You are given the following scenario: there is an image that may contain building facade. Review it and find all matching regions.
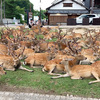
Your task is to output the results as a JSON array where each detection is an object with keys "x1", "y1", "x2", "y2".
[{"x1": 46, "y1": 0, "x2": 100, "y2": 25}]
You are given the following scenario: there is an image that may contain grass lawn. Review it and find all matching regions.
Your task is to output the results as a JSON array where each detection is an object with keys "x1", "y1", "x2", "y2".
[{"x1": 0, "y1": 65, "x2": 100, "y2": 98}]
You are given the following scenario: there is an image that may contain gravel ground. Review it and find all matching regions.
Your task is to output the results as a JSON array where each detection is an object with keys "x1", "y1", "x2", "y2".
[{"x1": 0, "y1": 91, "x2": 100, "y2": 100}]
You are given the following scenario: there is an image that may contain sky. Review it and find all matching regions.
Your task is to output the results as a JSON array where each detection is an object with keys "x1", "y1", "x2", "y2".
[{"x1": 30, "y1": 0, "x2": 54, "y2": 10}]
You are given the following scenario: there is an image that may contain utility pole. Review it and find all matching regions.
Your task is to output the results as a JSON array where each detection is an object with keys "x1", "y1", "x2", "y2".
[
  {"x1": 39, "y1": 0, "x2": 41, "y2": 22},
  {"x1": 30, "y1": 3, "x2": 31, "y2": 12},
  {"x1": 0, "y1": 0, "x2": 3, "y2": 25},
  {"x1": 4, "y1": 0, "x2": 5, "y2": 18},
  {"x1": 90, "y1": 0, "x2": 94, "y2": 14}
]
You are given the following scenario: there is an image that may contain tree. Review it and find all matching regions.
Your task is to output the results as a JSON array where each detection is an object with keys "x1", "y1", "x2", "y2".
[
  {"x1": 34, "y1": 10, "x2": 47, "y2": 19},
  {"x1": 15, "y1": 6, "x2": 25, "y2": 19},
  {"x1": 5, "y1": 0, "x2": 33, "y2": 18},
  {"x1": 5, "y1": 0, "x2": 16, "y2": 18}
]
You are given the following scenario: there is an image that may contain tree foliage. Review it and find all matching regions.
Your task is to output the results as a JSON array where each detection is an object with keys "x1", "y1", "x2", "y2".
[
  {"x1": 3, "y1": 0, "x2": 47, "y2": 22},
  {"x1": 4, "y1": 0, "x2": 33, "y2": 19},
  {"x1": 34, "y1": 10, "x2": 47, "y2": 19}
]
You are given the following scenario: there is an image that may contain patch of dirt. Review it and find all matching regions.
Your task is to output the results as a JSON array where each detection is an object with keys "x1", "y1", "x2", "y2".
[{"x1": 0, "y1": 83, "x2": 60, "y2": 95}]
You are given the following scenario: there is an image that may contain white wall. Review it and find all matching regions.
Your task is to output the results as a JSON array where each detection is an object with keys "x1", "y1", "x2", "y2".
[
  {"x1": 50, "y1": 0, "x2": 85, "y2": 10},
  {"x1": 3, "y1": 18, "x2": 20, "y2": 24}
]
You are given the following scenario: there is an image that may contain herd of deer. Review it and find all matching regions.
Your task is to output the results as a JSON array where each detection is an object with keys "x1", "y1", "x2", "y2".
[{"x1": 0, "y1": 25, "x2": 100, "y2": 84}]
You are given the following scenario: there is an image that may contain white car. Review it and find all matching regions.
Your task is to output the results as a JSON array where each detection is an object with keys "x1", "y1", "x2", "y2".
[{"x1": 76, "y1": 14, "x2": 100, "y2": 24}]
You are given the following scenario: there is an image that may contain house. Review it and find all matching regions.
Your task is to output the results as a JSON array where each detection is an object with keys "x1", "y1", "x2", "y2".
[{"x1": 46, "y1": 0, "x2": 89, "y2": 25}]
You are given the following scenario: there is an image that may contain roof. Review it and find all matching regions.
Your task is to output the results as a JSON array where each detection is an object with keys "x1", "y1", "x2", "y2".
[
  {"x1": 47, "y1": 9, "x2": 89, "y2": 14},
  {"x1": 46, "y1": 0, "x2": 89, "y2": 10}
]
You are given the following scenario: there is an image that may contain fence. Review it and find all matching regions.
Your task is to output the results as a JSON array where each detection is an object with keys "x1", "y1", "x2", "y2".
[
  {"x1": 67, "y1": 18, "x2": 100, "y2": 25},
  {"x1": 92, "y1": 18, "x2": 100, "y2": 25}
]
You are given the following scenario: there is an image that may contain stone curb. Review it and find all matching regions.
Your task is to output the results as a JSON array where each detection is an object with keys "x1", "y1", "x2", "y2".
[{"x1": 0, "y1": 91, "x2": 100, "y2": 100}]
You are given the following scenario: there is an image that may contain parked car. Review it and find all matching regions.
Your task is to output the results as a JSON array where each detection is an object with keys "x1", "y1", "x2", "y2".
[{"x1": 76, "y1": 14, "x2": 100, "y2": 24}]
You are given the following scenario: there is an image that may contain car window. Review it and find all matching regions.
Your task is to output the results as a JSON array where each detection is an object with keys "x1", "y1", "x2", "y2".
[
  {"x1": 79, "y1": 15, "x2": 88, "y2": 18},
  {"x1": 87, "y1": 15, "x2": 95, "y2": 18}
]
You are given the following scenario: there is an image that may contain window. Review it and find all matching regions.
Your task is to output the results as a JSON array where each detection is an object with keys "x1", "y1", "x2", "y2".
[
  {"x1": 63, "y1": 3, "x2": 73, "y2": 7},
  {"x1": 87, "y1": 15, "x2": 95, "y2": 18}
]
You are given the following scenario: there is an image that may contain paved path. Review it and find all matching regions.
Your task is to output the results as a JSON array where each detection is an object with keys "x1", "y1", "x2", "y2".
[{"x1": 0, "y1": 91, "x2": 100, "y2": 100}]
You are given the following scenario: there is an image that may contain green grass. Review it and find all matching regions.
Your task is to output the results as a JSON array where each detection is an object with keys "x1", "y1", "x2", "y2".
[
  {"x1": 36, "y1": 34, "x2": 44, "y2": 40},
  {"x1": 46, "y1": 38, "x2": 58, "y2": 42},
  {"x1": 0, "y1": 65, "x2": 100, "y2": 98}
]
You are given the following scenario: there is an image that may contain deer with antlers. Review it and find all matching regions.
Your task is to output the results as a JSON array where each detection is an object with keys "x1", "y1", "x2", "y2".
[
  {"x1": 0, "y1": 34, "x2": 34, "y2": 72},
  {"x1": 0, "y1": 46, "x2": 33, "y2": 72}
]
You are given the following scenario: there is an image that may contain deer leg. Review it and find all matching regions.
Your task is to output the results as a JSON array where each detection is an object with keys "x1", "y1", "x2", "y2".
[
  {"x1": 42, "y1": 67, "x2": 46, "y2": 72},
  {"x1": 79, "y1": 59, "x2": 89, "y2": 65},
  {"x1": 89, "y1": 80, "x2": 100, "y2": 84},
  {"x1": 19, "y1": 66, "x2": 34, "y2": 72},
  {"x1": 48, "y1": 72, "x2": 62, "y2": 76},
  {"x1": 71, "y1": 76, "x2": 82, "y2": 80},
  {"x1": 30, "y1": 61, "x2": 35, "y2": 68},
  {"x1": 89, "y1": 72, "x2": 100, "y2": 84},
  {"x1": 48, "y1": 66, "x2": 61, "y2": 76},
  {"x1": 5, "y1": 68, "x2": 16, "y2": 71},
  {"x1": 31, "y1": 66, "x2": 43, "y2": 68},
  {"x1": 51, "y1": 73, "x2": 70, "y2": 79}
]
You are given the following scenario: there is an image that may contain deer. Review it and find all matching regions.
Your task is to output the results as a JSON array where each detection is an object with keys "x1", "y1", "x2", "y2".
[
  {"x1": 51, "y1": 57, "x2": 100, "y2": 84},
  {"x1": 0, "y1": 63, "x2": 6, "y2": 76},
  {"x1": 80, "y1": 48, "x2": 99, "y2": 64},
  {"x1": 42, "y1": 59, "x2": 64, "y2": 75},
  {"x1": 42, "y1": 54, "x2": 86, "y2": 76},
  {"x1": 24, "y1": 52, "x2": 54, "y2": 68},
  {"x1": 0, "y1": 44, "x2": 8, "y2": 55},
  {"x1": 0, "y1": 53, "x2": 33, "y2": 72},
  {"x1": 0, "y1": 43, "x2": 33, "y2": 72},
  {"x1": 15, "y1": 47, "x2": 35, "y2": 59}
]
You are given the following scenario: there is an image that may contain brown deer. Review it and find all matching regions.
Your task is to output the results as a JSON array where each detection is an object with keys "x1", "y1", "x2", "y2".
[
  {"x1": 0, "y1": 45, "x2": 33, "y2": 72},
  {"x1": 42, "y1": 55, "x2": 86, "y2": 76},
  {"x1": 52, "y1": 58, "x2": 100, "y2": 84},
  {"x1": 0, "y1": 54, "x2": 33, "y2": 72},
  {"x1": 80, "y1": 48, "x2": 98, "y2": 64},
  {"x1": 24, "y1": 52, "x2": 54, "y2": 68},
  {"x1": 42, "y1": 59, "x2": 64, "y2": 75},
  {"x1": 15, "y1": 48, "x2": 35, "y2": 59},
  {"x1": 0, "y1": 44, "x2": 8, "y2": 55}
]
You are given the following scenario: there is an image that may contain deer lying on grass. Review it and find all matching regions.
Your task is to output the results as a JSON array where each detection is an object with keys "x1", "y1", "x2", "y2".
[
  {"x1": 0, "y1": 46, "x2": 33, "y2": 72},
  {"x1": 24, "y1": 52, "x2": 54, "y2": 68},
  {"x1": 42, "y1": 55, "x2": 86, "y2": 76},
  {"x1": 52, "y1": 57, "x2": 100, "y2": 84},
  {"x1": 0, "y1": 55, "x2": 33, "y2": 72},
  {"x1": 0, "y1": 63, "x2": 6, "y2": 76},
  {"x1": 15, "y1": 48, "x2": 35, "y2": 59},
  {"x1": 80, "y1": 48, "x2": 99, "y2": 64},
  {"x1": 42, "y1": 59, "x2": 64, "y2": 75}
]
